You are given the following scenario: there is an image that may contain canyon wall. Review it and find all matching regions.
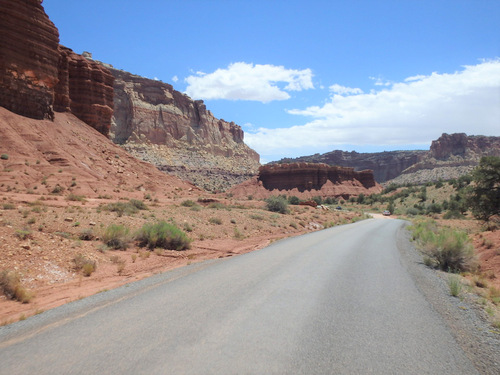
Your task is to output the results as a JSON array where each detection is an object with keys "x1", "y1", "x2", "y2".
[
  {"x1": 275, "y1": 150, "x2": 425, "y2": 183},
  {"x1": 0, "y1": 0, "x2": 60, "y2": 120},
  {"x1": 275, "y1": 133, "x2": 500, "y2": 185},
  {"x1": 0, "y1": 1, "x2": 114, "y2": 135},
  {"x1": 109, "y1": 69, "x2": 260, "y2": 191}
]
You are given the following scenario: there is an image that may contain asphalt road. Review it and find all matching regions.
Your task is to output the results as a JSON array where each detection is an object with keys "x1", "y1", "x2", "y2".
[{"x1": 0, "y1": 219, "x2": 483, "y2": 374}]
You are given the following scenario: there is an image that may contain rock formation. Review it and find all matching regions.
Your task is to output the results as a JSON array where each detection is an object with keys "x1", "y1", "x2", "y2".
[
  {"x1": 0, "y1": 0, "x2": 60, "y2": 120},
  {"x1": 274, "y1": 133, "x2": 500, "y2": 185},
  {"x1": 108, "y1": 68, "x2": 260, "y2": 191},
  {"x1": 275, "y1": 150, "x2": 426, "y2": 183},
  {"x1": 54, "y1": 47, "x2": 114, "y2": 136},
  {"x1": 390, "y1": 133, "x2": 500, "y2": 185},
  {"x1": 259, "y1": 163, "x2": 377, "y2": 192},
  {"x1": 0, "y1": 1, "x2": 114, "y2": 135},
  {"x1": 229, "y1": 163, "x2": 381, "y2": 200}
]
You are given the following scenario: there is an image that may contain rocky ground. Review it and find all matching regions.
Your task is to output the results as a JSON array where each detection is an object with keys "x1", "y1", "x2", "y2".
[{"x1": 0, "y1": 190, "x2": 363, "y2": 325}]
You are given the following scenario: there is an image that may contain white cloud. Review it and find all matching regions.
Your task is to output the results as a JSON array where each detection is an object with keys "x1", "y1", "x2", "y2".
[
  {"x1": 329, "y1": 84, "x2": 363, "y2": 96},
  {"x1": 184, "y1": 62, "x2": 314, "y2": 103},
  {"x1": 245, "y1": 59, "x2": 500, "y2": 157},
  {"x1": 172, "y1": 75, "x2": 179, "y2": 83}
]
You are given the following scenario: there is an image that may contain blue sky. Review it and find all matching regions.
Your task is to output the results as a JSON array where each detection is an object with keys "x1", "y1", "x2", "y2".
[{"x1": 43, "y1": 0, "x2": 500, "y2": 163}]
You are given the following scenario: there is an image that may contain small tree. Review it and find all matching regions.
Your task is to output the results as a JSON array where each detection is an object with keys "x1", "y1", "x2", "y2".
[{"x1": 468, "y1": 156, "x2": 500, "y2": 221}]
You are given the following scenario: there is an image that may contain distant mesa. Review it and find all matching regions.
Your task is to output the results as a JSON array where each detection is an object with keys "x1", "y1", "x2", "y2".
[{"x1": 229, "y1": 163, "x2": 382, "y2": 200}]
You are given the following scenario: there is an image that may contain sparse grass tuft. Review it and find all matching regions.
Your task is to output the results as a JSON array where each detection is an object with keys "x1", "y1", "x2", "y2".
[{"x1": 448, "y1": 275, "x2": 462, "y2": 297}]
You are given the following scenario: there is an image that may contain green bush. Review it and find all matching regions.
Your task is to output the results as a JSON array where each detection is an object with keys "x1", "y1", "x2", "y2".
[
  {"x1": 410, "y1": 219, "x2": 475, "y2": 272},
  {"x1": 265, "y1": 196, "x2": 289, "y2": 214},
  {"x1": 102, "y1": 224, "x2": 131, "y2": 250},
  {"x1": 0, "y1": 154, "x2": 8, "y2": 160},
  {"x1": 135, "y1": 221, "x2": 191, "y2": 251},
  {"x1": 288, "y1": 196, "x2": 300, "y2": 205}
]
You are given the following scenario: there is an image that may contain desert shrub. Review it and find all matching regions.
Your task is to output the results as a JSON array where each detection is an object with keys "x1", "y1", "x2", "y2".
[
  {"x1": 2, "y1": 203, "x2": 15, "y2": 210},
  {"x1": 0, "y1": 154, "x2": 8, "y2": 160},
  {"x1": 102, "y1": 224, "x2": 131, "y2": 250},
  {"x1": 406, "y1": 207, "x2": 420, "y2": 216},
  {"x1": 443, "y1": 210, "x2": 464, "y2": 220},
  {"x1": 181, "y1": 199, "x2": 196, "y2": 207},
  {"x1": 79, "y1": 228, "x2": 95, "y2": 241},
  {"x1": 51, "y1": 185, "x2": 65, "y2": 194},
  {"x1": 102, "y1": 199, "x2": 147, "y2": 217},
  {"x1": 67, "y1": 193, "x2": 86, "y2": 202},
  {"x1": 209, "y1": 217, "x2": 222, "y2": 225},
  {"x1": 288, "y1": 196, "x2": 300, "y2": 205},
  {"x1": 410, "y1": 219, "x2": 475, "y2": 272},
  {"x1": 129, "y1": 199, "x2": 148, "y2": 210},
  {"x1": 73, "y1": 254, "x2": 96, "y2": 276},
  {"x1": 135, "y1": 221, "x2": 191, "y2": 250},
  {"x1": 0, "y1": 270, "x2": 33, "y2": 303},
  {"x1": 265, "y1": 196, "x2": 289, "y2": 214},
  {"x1": 15, "y1": 228, "x2": 32, "y2": 240},
  {"x1": 426, "y1": 203, "x2": 442, "y2": 215}
]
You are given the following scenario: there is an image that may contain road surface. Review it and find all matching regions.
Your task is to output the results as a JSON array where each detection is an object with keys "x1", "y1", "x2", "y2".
[{"x1": 0, "y1": 219, "x2": 489, "y2": 374}]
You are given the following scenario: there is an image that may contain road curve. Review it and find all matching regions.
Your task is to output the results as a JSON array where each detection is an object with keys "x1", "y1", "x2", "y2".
[{"x1": 0, "y1": 219, "x2": 482, "y2": 374}]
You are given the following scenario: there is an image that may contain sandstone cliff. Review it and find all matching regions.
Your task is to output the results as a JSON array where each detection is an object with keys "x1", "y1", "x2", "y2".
[
  {"x1": 0, "y1": 0, "x2": 60, "y2": 120},
  {"x1": 108, "y1": 68, "x2": 260, "y2": 192},
  {"x1": 54, "y1": 47, "x2": 114, "y2": 136},
  {"x1": 0, "y1": 1, "x2": 114, "y2": 135},
  {"x1": 229, "y1": 163, "x2": 381, "y2": 200}
]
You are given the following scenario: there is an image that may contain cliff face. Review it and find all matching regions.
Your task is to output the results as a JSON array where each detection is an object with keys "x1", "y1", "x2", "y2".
[
  {"x1": 109, "y1": 69, "x2": 260, "y2": 191},
  {"x1": 54, "y1": 47, "x2": 114, "y2": 136},
  {"x1": 274, "y1": 133, "x2": 500, "y2": 185},
  {"x1": 0, "y1": 1, "x2": 114, "y2": 135},
  {"x1": 391, "y1": 133, "x2": 500, "y2": 185},
  {"x1": 229, "y1": 162, "x2": 381, "y2": 199},
  {"x1": 276, "y1": 150, "x2": 426, "y2": 183},
  {"x1": 259, "y1": 163, "x2": 377, "y2": 192},
  {"x1": 0, "y1": 0, "x2": 60, "y2": 120}
]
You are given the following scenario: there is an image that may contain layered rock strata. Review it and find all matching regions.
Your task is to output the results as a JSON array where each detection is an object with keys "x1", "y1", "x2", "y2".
[
  {"x1": 54, "y1": 47, "x2": 114, "y2": 136},
  {"x1": 275, "y1": 150, "x2": 425, "y2": 183},
  {"x1": 0, "y1": 1, "x2": 114, "y2": 135},
  {"x1": 0, "y1": 0, "x2": 60, "y2": 120},
  {"x1": 109, "y1": 69, "x2": 260, "y2": 191},
  {"x1": 257, "y1": 163, "x2": 380, "y2": 197}
]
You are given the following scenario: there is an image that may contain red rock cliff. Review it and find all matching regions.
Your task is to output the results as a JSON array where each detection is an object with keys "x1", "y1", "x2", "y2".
[
  {"x1": 54, "y1": 47, "x2": 114, "y2": 136},
  {"x1": 258, "y1": 163, "x2": 378, "y2": 192},
  {"x1": 0, "y1": 0, "x2": 60, "y2": 120},
  {"x1": 0, "y1": 1, "x2": 114, "y2": 135}
]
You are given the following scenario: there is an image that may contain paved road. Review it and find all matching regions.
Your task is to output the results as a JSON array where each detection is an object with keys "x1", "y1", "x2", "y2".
[{"x1": 0, "y1": 219, "x2": 481, "y2": 374}]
